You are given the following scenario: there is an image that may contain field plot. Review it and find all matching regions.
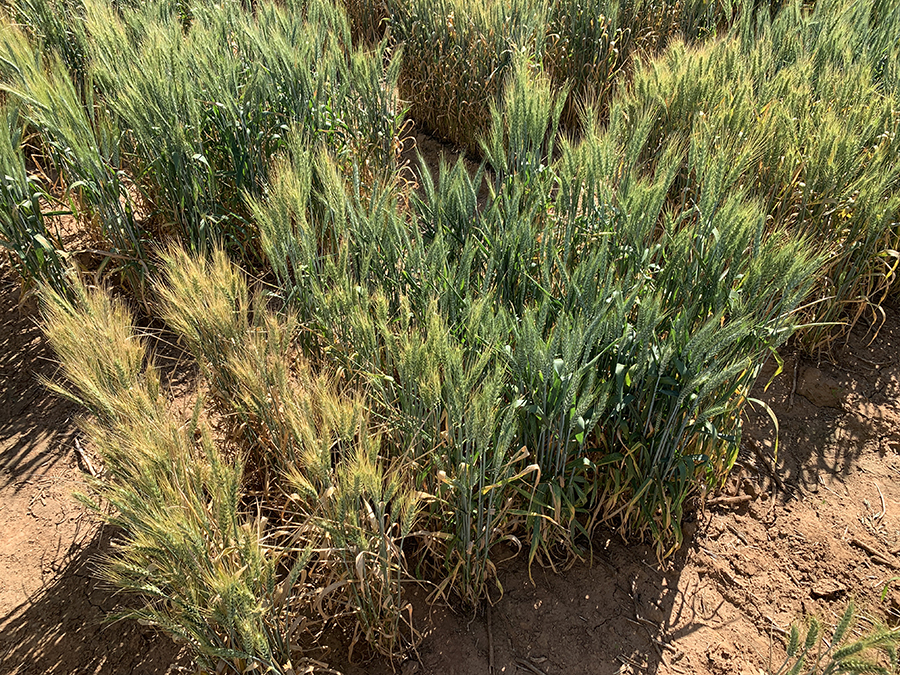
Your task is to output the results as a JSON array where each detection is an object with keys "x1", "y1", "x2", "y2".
[{"x1": 0, "y1": 0, "x2": 899, "y2": 673}]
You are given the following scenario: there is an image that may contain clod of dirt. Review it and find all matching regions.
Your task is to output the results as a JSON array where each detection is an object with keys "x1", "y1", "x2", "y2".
[
  {"x1": 797, "y1": 367, "x2": 844, "y2": 408},
  {"x1": 741, "y1": 478, "x2": 759, "y2": 499},
  {"x1": 683, "y1": 518, "x2": 700, "y2": 540},
  {"x1": 810, "y1": 579, "x2": 847, "y2": 600},
  {"x1": 706, "y1": 642, "x2": 734, "y2": 674}
]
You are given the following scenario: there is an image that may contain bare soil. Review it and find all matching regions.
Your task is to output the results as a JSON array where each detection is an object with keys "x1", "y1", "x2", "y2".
[{"x1": 2, "y1": 246, "x2": 900, "y2": 675}]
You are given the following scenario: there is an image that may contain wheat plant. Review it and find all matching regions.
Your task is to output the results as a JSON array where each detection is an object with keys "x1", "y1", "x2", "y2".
[
  {"x1": 770, "y1": 602, "x2": 900, "y2": 675},
  {"x1": 14, "y1": 0, "x2": 900, "y2": 670}
]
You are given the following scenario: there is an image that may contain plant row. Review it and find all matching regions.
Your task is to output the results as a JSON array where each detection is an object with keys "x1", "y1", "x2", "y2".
[
  {"x1": 0, "y1": 0, "x2": 896, "y2": 671},
  {"x1": 43, "y1": 51, "x2": 823, "y2": 672}
]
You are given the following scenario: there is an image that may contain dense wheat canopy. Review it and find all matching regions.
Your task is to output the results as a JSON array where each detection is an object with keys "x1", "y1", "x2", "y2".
[{"x1": 0, "y1": 0, "x2": 897, "y2": 670}]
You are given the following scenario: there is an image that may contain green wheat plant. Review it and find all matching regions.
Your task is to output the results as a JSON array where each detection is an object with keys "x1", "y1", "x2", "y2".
[
  {"x1": 85, "y1": 0, "x2": 403, "y2": 256},
  {"x1": 0, "y1": 105, "x2": 70, "y2": 295},
  {"x1": 387, "y1": 0, "x2": 548, "y2": 150},
  {"x1": 544, "y1": 0, "x2": 732, "y2": 128},
  {"x1": 1, "y1": 0, "x2": 89, "y2": 88},
  {"x1": 770, "y1": 602, "x2": 900, "y2": 675},
  {"x1": 615, "y1": 0, "x2": 900, "y2": 349},
  {"x1": 248, "y1": 61, "x2": 822, "y2": 570},
  {"x1": 21, "y1": 0, "x2": 900, "y2": 668},
  {"x1": 0, "y1": 21, "x2": 149, "y2": 290}
]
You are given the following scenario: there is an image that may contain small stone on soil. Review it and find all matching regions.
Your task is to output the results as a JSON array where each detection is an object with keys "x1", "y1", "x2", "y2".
[{"x1": 810, "y1": 579, "x2": 847, "y2": 600}]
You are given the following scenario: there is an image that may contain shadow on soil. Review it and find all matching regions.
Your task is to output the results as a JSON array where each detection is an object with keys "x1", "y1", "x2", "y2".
[
  {"x1": 0, "y1": 523, "x2": 187, "y2": 675},
  {"x1": 743, "y1": 302, "x2": 900, "y2": 502},
  {"x1": 0, "y1": 272, "x2": 81, "y2": 490},
  {"x1": 400, "y1": 536, "x2": 709, "y2": 675},
  {"x1": 0, "y1": 266, "x2": 197, "y2": 491}
]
